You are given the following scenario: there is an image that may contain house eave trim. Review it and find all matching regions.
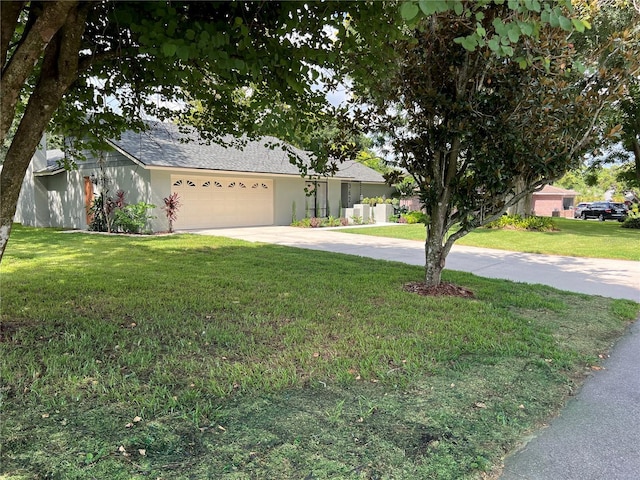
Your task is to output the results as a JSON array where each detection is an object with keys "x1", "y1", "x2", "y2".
[
  {"x1": 34, "y1": 168, "x2": 65, "y2": 177},
  {"x1": 147, "y1": 164, "x2": 384, "y2": 183},
  {"x1": 105, "y1": 140, "x2": 147, "y2": 168}
]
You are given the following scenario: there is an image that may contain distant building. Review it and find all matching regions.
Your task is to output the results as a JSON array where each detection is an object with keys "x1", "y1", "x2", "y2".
[{"x1": 532, "y1": 185, "x2": 578, "y2": 218}]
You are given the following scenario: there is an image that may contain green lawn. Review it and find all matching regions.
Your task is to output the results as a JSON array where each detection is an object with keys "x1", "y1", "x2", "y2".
[
  {"x1": 1, "y1": 225, "x2": 638, "y2": 479},
  {"x1": 338, "y1": 217, "x2": 640, "y2": 261}
]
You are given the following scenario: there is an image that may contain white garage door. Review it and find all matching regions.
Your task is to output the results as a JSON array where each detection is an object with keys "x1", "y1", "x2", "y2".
[{"x1": 171, "y1": 175, "x2": 274, "y2": 229}]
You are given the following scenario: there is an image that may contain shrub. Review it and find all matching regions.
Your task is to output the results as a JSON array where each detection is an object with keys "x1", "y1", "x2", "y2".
[
  {"x1": 402, "y1": 210, "x2": 429, "y2": 224},
  {"x1": 351, "y1": 215, "x2": 363, "y2": 225},
  {"x1": 291, "y1": 216, "x2": 342, "y2": 228},
  {"x1": 113, "y1": 202, "x2": 156, "y2": 234},
  {"x1": 88, "y1": 194, "x2": 111, "y2": 232},
  {"x1": 324, "y1": 216, "x2": 341, "y2": 227},
  {"x1": 291, "y1": 217, "x2": 312, "y2": 227},
  {"x1": 88, "y1": 191, "x2": 120, "y2": 233},
  {"x1": 485, "y1": 214, "x2": 557, "y2": 232},
  {"x1": 621, "y1": 211, "x2": 640, "y2": 229},
  {"x1": 361, "y1": 196, "x2": 388, "y2": 206}
]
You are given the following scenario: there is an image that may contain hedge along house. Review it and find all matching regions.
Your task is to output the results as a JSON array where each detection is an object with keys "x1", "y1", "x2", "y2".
[{"x1": 15, "y1": 123, "x2": 392, "y2": 231}]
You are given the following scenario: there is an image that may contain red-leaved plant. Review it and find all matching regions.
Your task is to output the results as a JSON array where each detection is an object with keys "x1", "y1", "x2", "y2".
[{"x1": 162, "y1": 192, "x2": 181, "y2": 233}]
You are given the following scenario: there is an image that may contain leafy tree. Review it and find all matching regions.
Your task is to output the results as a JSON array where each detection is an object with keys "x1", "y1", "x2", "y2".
[
  {"x1": 0, "y1": 0, "x2": 600, "y2": 267},
  {"x1": 556, "y1": 164, "x2": 631, "y2": 201},
  {"x1": 573, "y1": 1, "x2": 640, "y2": 188},
  {"x1": 616, "y1": 80, "x2": 640, "y2": 187},
  {"x1": 342, "y1": 2, "x2": 617, "y2": 286},
  {"x1": 356, "y1": 150, "x2": 393, "y2": 175}
]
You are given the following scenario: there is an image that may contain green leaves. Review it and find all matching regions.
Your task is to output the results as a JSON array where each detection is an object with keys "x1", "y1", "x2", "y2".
[
  {"x1": 401, "y1": 0, "x2": 591, "y2": 59},
  {"x1": 162, "y1": 43, "x2": 177, "y2": 57},
  {"x1": 418, "y1": 0, "x2": 450, "y2": 16},
  {"x1": 400, "y1": 1, "x2": 419, "y2": 21}
]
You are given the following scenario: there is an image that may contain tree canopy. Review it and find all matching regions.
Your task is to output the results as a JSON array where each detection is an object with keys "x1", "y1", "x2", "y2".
[
  {"x1": 577, "y1": 1, "x2": 640, "y2": 188},
  {"x1": 1, "y1": 0, "x2": 630, "y2": 275},
  {"x1": 340, "y1": 0, "x2": 635, "y2": 286}
]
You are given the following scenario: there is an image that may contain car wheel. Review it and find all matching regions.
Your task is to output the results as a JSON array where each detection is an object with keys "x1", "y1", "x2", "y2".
[
  {"x1": 581, "y1": 212, "x2": 587, "y2": 220},
  {"x1": 598, "y1": 214, "x2": 605, "y2": 221}
]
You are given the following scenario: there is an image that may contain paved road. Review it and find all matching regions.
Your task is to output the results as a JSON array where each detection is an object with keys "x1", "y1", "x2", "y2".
[{"x1": 189, "y1": 225, "x2": 640, "y2": 479}]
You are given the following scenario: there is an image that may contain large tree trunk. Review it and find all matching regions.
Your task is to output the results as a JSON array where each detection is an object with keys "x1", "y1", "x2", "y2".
[
  {"x1": 1, "y1": 1, "x2": 78, "y2": 144},
  {"x1": 507, "y1": 177, "x2": 534, "y2": 216},
  {"x1": 0, "y1": 3, "x2": 88, "y2": 261},
  {"x1": 424, "y1": 198, "x2": 450, "y2": 287}
]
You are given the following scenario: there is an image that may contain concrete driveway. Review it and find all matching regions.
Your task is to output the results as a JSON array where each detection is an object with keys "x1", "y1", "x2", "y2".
[{"x1": 188, "y1": 225, "x2": 640, "y2": 302}]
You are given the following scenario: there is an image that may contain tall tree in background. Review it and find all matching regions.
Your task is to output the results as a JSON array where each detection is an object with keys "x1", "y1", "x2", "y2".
[
  {"x1": 343, "y1": 1, "x2": 615, "y2": 286},
  {"x1": 574, "y1": 0, "x2": 640, "y2": 189}
]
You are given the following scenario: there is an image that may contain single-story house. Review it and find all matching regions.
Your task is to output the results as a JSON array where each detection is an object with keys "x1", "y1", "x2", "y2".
[
  {"x1": 531, "y1": 184, "x2": 578, "y2": 218},
  {"x1": 15, "y1": 123, "x2": 393, "y2": 231}
]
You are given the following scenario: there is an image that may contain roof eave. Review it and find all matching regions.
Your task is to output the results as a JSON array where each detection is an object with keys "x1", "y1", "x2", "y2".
[
  {"x1": 105, "y1": 139, "x2": 147, "y2": 168},
  {"x1": 34, "y1": 168, "x2": 65, "y2": 177}
]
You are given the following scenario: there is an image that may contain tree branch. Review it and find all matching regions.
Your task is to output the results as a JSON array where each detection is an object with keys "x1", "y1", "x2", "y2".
[
  {"x1": 0, "y1": 2, "x2": 89, "y2": 259},
  {"x1": 1, "y1": 1, "x2": 78, "y2": 144},
  {"x1": 1, "y1": 1, "x2": 25, "y2": 68},
  {"x1": 78, "y1": 46, "x2": 138, "y2": 73}
]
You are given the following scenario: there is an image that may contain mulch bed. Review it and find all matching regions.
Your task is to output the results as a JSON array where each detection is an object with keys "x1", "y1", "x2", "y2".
[{"x1": 403, "y1": 282, "x2": 475, "y2": 298}]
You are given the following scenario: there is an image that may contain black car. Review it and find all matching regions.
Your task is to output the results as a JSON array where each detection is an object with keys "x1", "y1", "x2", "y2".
[{"x1": 580, "y1": 201, "x2": 627, "y2": 222}]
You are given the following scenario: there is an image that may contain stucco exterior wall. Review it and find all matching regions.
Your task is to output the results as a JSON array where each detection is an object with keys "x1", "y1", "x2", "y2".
[
  {"x1": 274, "y1": 176, "x2": 306, "y2": 224},
  {"x1": 148, "y1": 169, "x2": 172, "y2": 231},
  {"x1": 327, "y1": 179, "x2": 342, "y2": 218},
  {"x1": 14, "y1": 138, "x2": 49, "y2": 227},
  {"x1": 532, "y1": 194, "x2": 574, "y2": 218},
  {"x1": 17, "y1": 148, "x2": 151, "y2": 230}
]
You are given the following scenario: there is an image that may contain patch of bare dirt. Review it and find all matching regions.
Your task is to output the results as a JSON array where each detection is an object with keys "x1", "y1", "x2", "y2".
[{"x1": 403, "y1": 282, "x2": 475, "y2": 298}]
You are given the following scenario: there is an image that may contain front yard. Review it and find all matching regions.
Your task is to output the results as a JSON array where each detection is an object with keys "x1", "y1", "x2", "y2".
[
  {"x1": 1, "y1": 225, "x2": 638, "y2": 479},
  {"x1": 339, "y1": 217, "x2": 640, "y2": 261}
]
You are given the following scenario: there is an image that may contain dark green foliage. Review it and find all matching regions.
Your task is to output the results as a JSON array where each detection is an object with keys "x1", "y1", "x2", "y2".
[
  {"x1": 402, "y1": 211, "x2": 429, "y2": 225},
  {"x1": 621, "y1": 213, "x2": 640, "y2": 229},
  {"x1": 485, "y1": 215, "x2": 557, "y2": 232},
  {"x1": 113, "y1": 202, "x2": 156, "y2": 234},
  {"x1": 87, "y1": 193, "x2": 112, "y2": 232},
  {"x1": 88, "y1": 190, "x2": 155, "y2": 234}
]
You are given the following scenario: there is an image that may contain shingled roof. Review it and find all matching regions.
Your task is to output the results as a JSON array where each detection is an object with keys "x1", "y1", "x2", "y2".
[{"x1": 108, "y1": 122, "x2": 385, "y2": 183}]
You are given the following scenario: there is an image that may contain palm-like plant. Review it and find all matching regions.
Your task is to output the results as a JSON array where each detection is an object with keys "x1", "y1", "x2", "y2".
[{"x1": 162, "y1": 192, "x2": 181, "y2": 233}]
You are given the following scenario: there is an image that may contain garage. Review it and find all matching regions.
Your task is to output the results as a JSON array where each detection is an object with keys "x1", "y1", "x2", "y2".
[{"x1": 171, "y1": 175, "x2": 274, "y2": 229}]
